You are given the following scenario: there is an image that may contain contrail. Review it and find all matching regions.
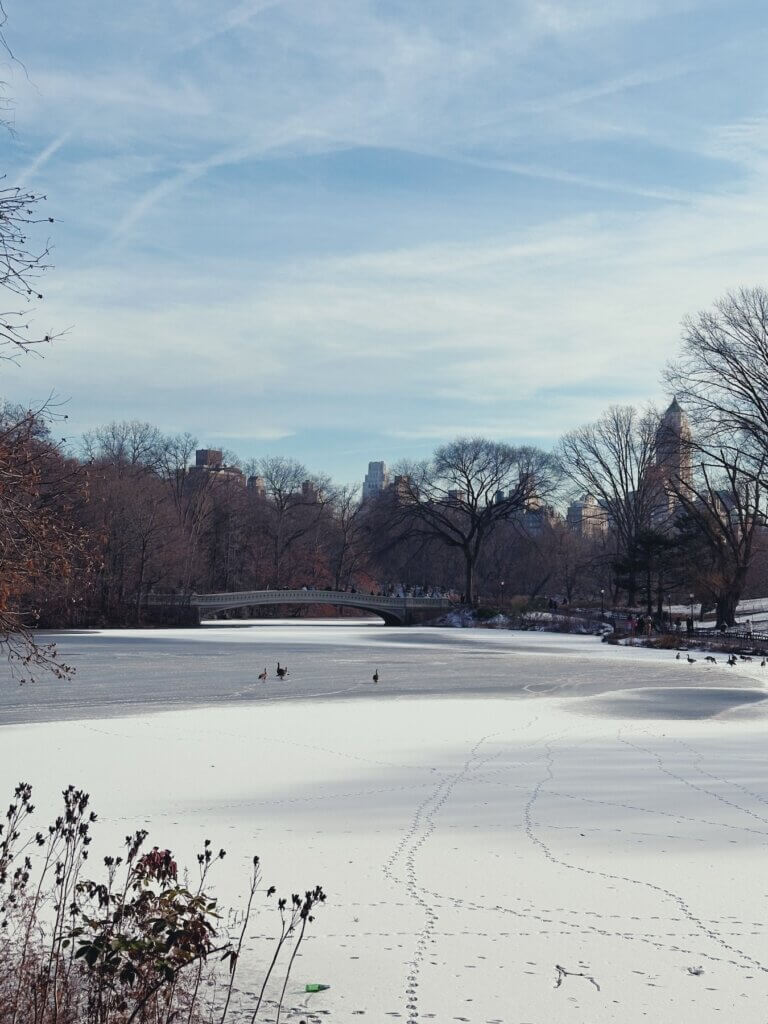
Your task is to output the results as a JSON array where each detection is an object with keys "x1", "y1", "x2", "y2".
[{"x1": 17, "y1": 130, "x2": 71, "y2": 187}]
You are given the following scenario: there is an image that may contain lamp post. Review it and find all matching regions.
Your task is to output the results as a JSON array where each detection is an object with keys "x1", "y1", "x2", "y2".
[
  {"x1": 667, "y1": 593, "x2": 673, "y2": 630},
  {"x1": 600, "y1": 588, "x2": 605, "y2": 619},
  {"x1": 500, "y1": 580, "x2": 505, "y2": 611},
  {"x1": 689, "y1": 592, "x2": 694, "y2": 620}
]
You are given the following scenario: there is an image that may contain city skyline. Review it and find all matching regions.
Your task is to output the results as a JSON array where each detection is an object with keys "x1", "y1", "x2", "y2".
[
  {"x1": 174, "y1": 393, "x2": 693, "y2": 513},
  {"x1": 62, "y1": 393, "x2": 695, "y2": 494},
  {"x1": 3, "y1": 0, "x2": 768, "y2": 479}
]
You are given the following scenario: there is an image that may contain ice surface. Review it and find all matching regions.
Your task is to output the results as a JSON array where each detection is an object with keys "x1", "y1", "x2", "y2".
[
  {"x1": 3, "y1": 624, "x2": 768, "y2": 1022},
  {"x1": 5, "y1": 620, "x2": 768, "y2": 725}
]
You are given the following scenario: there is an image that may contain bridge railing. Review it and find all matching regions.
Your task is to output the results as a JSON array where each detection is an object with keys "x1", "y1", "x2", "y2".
[{"x1": 146, "y1": 589, "x2": 455, "y2": 609}]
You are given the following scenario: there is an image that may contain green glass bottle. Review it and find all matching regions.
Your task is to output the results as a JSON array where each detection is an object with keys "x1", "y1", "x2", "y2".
[{"x1": 305, "y1": 983, "x2": 330, "y2": 993}]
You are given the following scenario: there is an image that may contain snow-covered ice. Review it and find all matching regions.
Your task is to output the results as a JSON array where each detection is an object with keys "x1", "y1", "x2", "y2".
[{"x1": 3, "y1": 624, "x2": 768, "y2": 1022}]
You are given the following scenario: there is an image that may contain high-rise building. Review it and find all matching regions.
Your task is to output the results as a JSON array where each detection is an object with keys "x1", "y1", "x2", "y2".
[
  {"x1": 247, "y1": 474, "x2": 266, "y2": 497},
  {"x1": 190, "y1": 448, "x2": 244, "y2": 485},
  {"x1": 196, "y1": 448, "x2": 223, "y2": 469},
  {"x1": 391, "y1": 474, "x2": 416, "y2": 502},
  {"x1": 654, "y1": 397, "x2": 693, "y2": 490},
  {"x1": 648, "y1": 398, "x2": 693, "y2": 524},
  {"x1": 522, "y1": 503, "x2": 560, "y2": 534},
  {"x1": 362, "y1": 461, "x2": 389, "y2": 501},
  {"x1": 302, "y1": 479, "x2": 322, "y2": 502},
  {"x1": 566, "y1": 493, "x2": 608, "y2": 537}
]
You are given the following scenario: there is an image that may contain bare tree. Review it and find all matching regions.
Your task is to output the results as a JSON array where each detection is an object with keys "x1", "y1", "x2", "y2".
[
  {"x1": 0, "y1": 185, "x2": 56, "y2": 359},
  {"x1": 0, "y1": 405, "x2": 88, "y2": 676},
  {"x1": 491, "y1": 519, "x2": 606, "y2": 606},
  {"x1": 558, "y1": 406, "x2": 660, "y2": 605},
  {"x1": 154, "y1": 432, "x2": 217, "y2": 591},
  {"x1": 256, "y1": 457, "x2": 332, "y2": 587},
  {"x1": 0, "y1": 16, "x2": 57, "y2": 361},
  {"x1": 83, "y1": 462, "x2": 179, "y2": 622},
  {"x1": 660, "y1": 288, "x2": 768, "y2": 623},
  {"x1": 81, "y1": 420, "x2": 164, "y2": 472},
  {"x1": 327, "y1": 485, "x2": 368, "y2": 590},
  {"x1": 384, "y1": 438, "x2": 557, "y2": 605},
  {"x1": 670, "y1": 448, "x2": 765, "y2": 628},
  {"x1": 665, "y1": 287, "x2": 768, "y2": 484}
]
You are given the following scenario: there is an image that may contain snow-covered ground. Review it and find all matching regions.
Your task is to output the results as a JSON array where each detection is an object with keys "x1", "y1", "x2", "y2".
[
  {"x1": 668, "y1": 597, "x2": 768, "y2": 629},
  {"x1": 3, "y1": 625, "x2": 768, "y2": 1022}
]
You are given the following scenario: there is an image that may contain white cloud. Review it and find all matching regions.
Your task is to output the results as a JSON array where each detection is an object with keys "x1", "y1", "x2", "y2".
[{"x1": 12, "y1": 152, "x2": 768, "y2": 442}]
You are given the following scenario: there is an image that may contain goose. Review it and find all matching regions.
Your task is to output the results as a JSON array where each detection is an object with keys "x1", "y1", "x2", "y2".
[
  {"x1": 705, "y1": 656, "x2": 717, "y2": 664},
  {"x1": 727, "y1": 655, "x2": 737, "y2": 667},
  {"x1": 686, "y1": 654, "x2": 696, "y2": 664},
  {"x1": 762, "y1": 658, "x2": 767, "y2": 669},
  {"x1": 675, "y1": 652, "x2": 681, "y2": 661},
  {"x1": 372, "y1": 669, "x2": 379, "y2": 683},
  {"x1": 276, "y1": 663, "x2": 288, "y2": 679},
  {"x1": 258, "y1": 668, "x2": 268, "y2": 681}
]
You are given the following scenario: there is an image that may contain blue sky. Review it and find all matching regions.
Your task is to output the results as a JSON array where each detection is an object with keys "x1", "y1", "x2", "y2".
[{"x1": 2, "y1": 0, "x2": 768, "y2": 484}]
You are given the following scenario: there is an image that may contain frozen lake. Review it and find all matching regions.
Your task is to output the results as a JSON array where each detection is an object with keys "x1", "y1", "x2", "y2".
[
  {"x1": 3, "y1": 622, "x2": 768, "y2": 1023},
  {"x1": 4, "y1": 618, "x2": 765, "y2": 725}
]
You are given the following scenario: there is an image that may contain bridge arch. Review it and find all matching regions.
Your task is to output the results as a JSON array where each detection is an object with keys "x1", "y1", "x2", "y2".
[{"x1": 145, "y1": 589, "x2": 455, "y2": 627}]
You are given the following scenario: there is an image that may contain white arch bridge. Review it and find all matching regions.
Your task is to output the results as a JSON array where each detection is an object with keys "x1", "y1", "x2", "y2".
[{"x1": 145, "y1": 589, "x2": 456, "y2": 626}]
